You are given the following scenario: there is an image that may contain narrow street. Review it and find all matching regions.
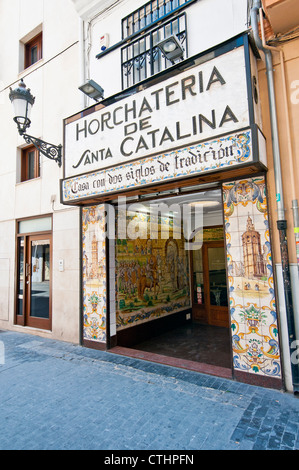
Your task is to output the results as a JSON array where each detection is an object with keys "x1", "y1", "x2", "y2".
[{"x1": 0, "y1": 330, "x2": 298, "y2": 452}]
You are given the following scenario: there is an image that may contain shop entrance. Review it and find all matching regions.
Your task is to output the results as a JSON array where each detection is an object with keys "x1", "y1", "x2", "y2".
[
  {"x1": 192, "y1": 240, "x2": 229, "y2": 327},
  {"x1": 114, "y1": 188, "x2": 232, "y2": 373},
  {"x1": 16, "y1": 217, "x2": 52, "y2": 331}
]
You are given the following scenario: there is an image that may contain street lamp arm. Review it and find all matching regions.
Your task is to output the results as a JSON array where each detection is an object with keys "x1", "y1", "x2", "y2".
[
  {"x1": 22, "y1": 134, "x2": 62, "y2": 167},
  {"x1": 9, "y1": 80, "x2": 62, "y2": 168}
]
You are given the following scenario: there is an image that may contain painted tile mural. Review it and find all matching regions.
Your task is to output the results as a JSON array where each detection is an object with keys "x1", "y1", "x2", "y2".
[
  {"x1": 223, "y1": 176, "x2": 282, "y2": 379},
  {"x1": 115, "y1": 210, "x2": 191, "y2": 330},
  {"x1": 82, "y1": 205, "x2": 107, "y2": 343}
]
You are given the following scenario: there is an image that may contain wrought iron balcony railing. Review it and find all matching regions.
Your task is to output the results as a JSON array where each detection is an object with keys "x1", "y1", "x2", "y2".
[
  {"x1": 121, "y1": 13, "x2": 187, "y2": 89},
  {"x1": 122, "y1": 0, "x2": 193, "y2": 39}
]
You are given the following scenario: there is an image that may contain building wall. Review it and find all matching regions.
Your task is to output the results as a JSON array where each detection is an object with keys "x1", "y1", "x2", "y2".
[
  {"x1": 258, "y1": 38, "x2": 299, "y2": 265},
  {"x1": 0, "y1": 0, "x2": 82, "y2": 342},
  {"x1": 256, "y1": 12, "x2": 299, "y2": 390},
  {"x1": 1, "y1": 0, "x2": 297, "y2": 390}
]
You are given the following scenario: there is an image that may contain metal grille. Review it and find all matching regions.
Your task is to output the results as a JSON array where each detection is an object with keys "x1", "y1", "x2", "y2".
[
  {"x1": 122, "y1": 0, "x2": 192, "y2": 39},
  {"x1": 121, "y1": 13, "x2": 187, "y2": 89}
]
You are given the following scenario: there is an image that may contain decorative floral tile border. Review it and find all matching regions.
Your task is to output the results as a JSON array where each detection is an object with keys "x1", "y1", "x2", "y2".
[
  {"x1": 80, "y1": 176, "x2": 282, "y2": 382},
  {"x1": 82, "y1": 205, "x2": 107, "y2": 343},
  {"x1": 223, "y1": 176, "x2": 282, "y2": 379},
  {"x1": 62, "y1": 131, "x2": 252, "y2": 202}
]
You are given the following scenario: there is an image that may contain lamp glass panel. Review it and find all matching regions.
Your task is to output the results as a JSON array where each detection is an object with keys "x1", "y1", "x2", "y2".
[
  {"x1": 12, "y1": 98, "x2": 32, "y2": 121},
  {"x1": 163, "y1": 40, "x2": 177, "y2": 53},
  {"x1": 82, "y1": 84, "x2": 95, "y2": 94},
  {"x1": 12, "y1": 98, "x2": 26, "y2": 119}
]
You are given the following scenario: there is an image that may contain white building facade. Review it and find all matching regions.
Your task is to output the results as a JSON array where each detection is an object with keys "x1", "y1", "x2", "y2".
[{"x1": 1, "y1": 0, "x2": 298, "y2": 392}]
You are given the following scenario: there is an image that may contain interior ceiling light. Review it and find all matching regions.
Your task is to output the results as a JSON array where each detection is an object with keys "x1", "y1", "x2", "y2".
[
  {"x1": 78, "y1": 79, "x2": 104, "y2": 101},
  {"x1": 156, "y1": 35, "x2": 184, "y2": 62},
  {"x1": 189, "y1": 201, "x2": 221, "y2": 208}
]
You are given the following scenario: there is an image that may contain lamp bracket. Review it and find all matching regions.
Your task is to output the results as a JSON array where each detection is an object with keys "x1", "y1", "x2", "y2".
[{"x1": 22, "y1": 134, "x2": 62, "y2": 167}]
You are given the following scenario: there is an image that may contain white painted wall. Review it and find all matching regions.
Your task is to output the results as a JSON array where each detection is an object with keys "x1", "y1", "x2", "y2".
[
  {"x1": 0, "y1": 0, "x2": 82, "y2": 342},
  {"x1": 0, "y1": 0, "x2": 249, "y2": 344},
  {"x1": 80, "y1": 0, "x2": 249, "y2": 105}
]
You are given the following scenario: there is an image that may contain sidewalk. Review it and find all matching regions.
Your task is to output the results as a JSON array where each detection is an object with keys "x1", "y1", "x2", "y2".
[{"x1": 0, "y1": 329, "x2": 298, "y2": 451}]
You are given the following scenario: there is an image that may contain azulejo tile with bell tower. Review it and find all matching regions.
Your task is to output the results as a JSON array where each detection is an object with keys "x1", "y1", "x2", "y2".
[{"x1": 223, "y1": 176, "x2": 281, "y2": 378}]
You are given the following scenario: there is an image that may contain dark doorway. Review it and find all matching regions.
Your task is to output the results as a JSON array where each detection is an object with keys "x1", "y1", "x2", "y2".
[
  {"x1": 131, "y1": 322, "x2": 232, "y2": 369},
  {"x1": 113, "y1": 188, "x2": 232, "y2": 375}
]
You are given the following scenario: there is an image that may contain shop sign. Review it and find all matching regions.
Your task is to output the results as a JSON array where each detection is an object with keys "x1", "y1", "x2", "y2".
[
  {"x1": 64, "y1": 46, "x2": 250, "y2": 179},
  {"x1": 62, "y1": 130, "x2": 252, "y2": 202}
]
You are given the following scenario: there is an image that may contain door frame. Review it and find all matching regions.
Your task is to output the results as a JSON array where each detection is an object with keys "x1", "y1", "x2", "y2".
[
  {"x1": 205, "y1": 240, "x2": 229, "y2": 327},
  {"x1": 15, "y1": 229, "x2": 52, "y2": 331},
  {"x1": 191, "y1": 239, "x2": 229, "y2": 327}
]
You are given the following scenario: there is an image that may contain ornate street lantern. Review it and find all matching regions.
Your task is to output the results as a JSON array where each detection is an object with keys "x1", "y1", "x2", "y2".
[{"x1": 9, "y1": 79, "x2": 62, "y2": 167}]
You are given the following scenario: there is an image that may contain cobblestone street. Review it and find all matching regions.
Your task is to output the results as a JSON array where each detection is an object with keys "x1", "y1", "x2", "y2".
[{"x1": 0, "y1": 330, "x2": 298, "y2": 451}]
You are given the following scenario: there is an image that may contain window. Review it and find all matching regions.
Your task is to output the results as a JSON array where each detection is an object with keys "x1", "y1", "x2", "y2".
[
  {"x1": 21, "y1": 145, "x2": 40, "y2": 182},
  {"x1": 96, "y1": 0, "x2": 195, "y2": 89},
  {"x1": 121, "y1": 12, "x2": 187, "y2": 89},
  {"x1": 25, "y1": 32, "x2": 42, "y2": 69},
  {"x1": 122, "y1": 0, "x2": 192, "y2": 38}
]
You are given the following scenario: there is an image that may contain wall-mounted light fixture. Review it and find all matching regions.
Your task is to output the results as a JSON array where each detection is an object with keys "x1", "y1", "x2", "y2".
[
  {"x1": 9, "y1": 79, "x2": 62, "y2": 167},
  {"x1": 156, "y1": 35, "x2": 185, "y2": 63},
  {"x1": 78, "y1": 79, "x2": 104, "y2": 101}
]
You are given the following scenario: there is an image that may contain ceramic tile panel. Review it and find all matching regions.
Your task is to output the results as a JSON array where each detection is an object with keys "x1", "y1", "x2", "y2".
[
  {"x1": 223, "y1": 176, "x2": 281, "y2": 379},
  {"x1": 82, "y1": 205, "x2": 107, "y2": 344},
  {"x1": 62, "y1": 131, "x2": 253, "y2": 203},
  {"x1": 115, "y1": 210, "x2": 191, "y2": 330}
]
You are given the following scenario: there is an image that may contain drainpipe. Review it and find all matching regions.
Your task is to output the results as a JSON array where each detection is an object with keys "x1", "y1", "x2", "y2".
[
  {"x1": 258, "y1": 8, "x2": 299, "y2": 269},
  {"x1": 79, "y1": 17, "x2": 87, "y2": 109},
  {"x1": 292, "y1": 200, "x2": 299, "y2": 266},
  {"x1": 250, "y1": 0, "x2": 299, "y2": 393}
]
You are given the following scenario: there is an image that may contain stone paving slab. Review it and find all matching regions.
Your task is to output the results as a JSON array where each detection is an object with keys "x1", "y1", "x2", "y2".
[{"x1": 0, "y1": 330, "x2": 298, "y2": 451}]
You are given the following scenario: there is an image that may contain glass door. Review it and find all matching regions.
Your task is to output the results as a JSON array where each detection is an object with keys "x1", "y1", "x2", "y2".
[
  {"x1": 191, "y1": 241, "x2": 228, "y2": 327},
  {"x1": 27, "y1": 235, "x2": 51, "y2": 328},
  {"x1": 207, "y1": 242, "x2": 228, "y2": 327},
  {"x1": 192, "y1": 244, "x2": 209, "y2": 324},
  {"x1": 16, "y1": 237, "x2": 25, "y2": 323},
  {"x1": 16, "y1": 233, "x2": 52, "y2": 330}
]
